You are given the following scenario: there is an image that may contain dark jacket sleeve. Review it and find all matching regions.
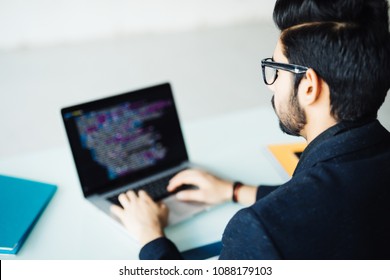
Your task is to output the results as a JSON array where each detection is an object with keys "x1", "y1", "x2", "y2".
[
  {"x1": 256, "y1": 185, "x2": 280, "y2": 201},
  {"x1": 139, "y1": 237, "x2": 183, "y2": 260},
  {"x1": 219, "y1": 208, "x2": 281, "y2": 259},
  {"x1": 138, "y1": 185, "x2": 281, "y2": 260}
]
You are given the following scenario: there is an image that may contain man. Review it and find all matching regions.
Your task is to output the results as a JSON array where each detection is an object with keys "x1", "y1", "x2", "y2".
[{"x1": 111, "y1": 0, "x2": 390, "y2": 259}]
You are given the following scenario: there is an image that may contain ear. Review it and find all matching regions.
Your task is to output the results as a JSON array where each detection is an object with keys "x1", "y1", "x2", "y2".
[{"x1": 298, "y1": 68, "x2": 321, "y2": 106}]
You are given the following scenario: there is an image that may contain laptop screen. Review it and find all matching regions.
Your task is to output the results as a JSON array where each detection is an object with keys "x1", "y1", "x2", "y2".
[{"x1": 61, "y1": 83, "x2": 188, "y2": 197}]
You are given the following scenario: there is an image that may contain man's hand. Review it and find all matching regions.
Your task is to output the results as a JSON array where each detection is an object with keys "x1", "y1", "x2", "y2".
[
  {"x1": 110, "y1": 190, "x2": 168, "y2": 246},
  {"x1": 167, "y1": 169, "x2": 233, "y2": 205}
]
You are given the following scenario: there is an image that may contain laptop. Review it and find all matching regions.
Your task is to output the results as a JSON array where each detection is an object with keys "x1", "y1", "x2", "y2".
[{"x1": 61, "y1": 83, "x2": 209, "y2": 229}]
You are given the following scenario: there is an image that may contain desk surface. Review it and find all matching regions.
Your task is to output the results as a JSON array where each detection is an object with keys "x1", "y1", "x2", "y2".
[{"x1": 0, "y1": 107, "x2": 300, "y2": 259}]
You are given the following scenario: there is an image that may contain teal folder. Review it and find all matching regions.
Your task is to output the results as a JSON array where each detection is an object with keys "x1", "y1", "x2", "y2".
[{"x1": 0, "y1": 174, "x2": 57, "y2": 255}]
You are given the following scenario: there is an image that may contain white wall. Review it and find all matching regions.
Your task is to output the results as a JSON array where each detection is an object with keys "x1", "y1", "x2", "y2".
[{"x1": 0, "y1": 0, "x2": 276, "y2": 50}]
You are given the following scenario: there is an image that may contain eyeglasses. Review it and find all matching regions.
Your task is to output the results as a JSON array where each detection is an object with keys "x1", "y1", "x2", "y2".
[{"x1": 261, "y1": 58, "x2": 309, "y2": 85}]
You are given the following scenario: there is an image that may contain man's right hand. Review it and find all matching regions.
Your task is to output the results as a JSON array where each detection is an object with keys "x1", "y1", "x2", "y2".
[{"x1": 167, "y1": 169, "x2": 233, "y2": 205}]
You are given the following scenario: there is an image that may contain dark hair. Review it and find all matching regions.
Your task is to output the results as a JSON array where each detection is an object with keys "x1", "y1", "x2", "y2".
[
  {"x1": 281, "y1": 22, "x2": 390, "y2": 121},
  {"x1": 273, "y1": 0, "x2": 389, "y2": 35},
  {"x1": 273, "y1": 0, "x2": 390, "y2": 121}
]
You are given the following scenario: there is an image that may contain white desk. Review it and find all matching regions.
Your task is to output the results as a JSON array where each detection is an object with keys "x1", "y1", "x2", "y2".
[{"x1": 0, "y1": 107, "x2": 299, "y2": 259}]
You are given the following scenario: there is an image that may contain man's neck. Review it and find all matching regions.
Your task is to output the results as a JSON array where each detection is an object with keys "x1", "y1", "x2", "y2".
[{"x1": 303, "y1": 118, "x2": 338, "y2": 144}]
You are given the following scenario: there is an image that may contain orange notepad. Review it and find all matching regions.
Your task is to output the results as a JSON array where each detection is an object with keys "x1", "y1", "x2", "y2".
[{"x1": 267, "y1": 142, "x2": 307, "y2": 177}]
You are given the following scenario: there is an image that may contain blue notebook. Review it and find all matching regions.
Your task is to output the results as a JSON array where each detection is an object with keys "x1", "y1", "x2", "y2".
[{"x1": 0, "y1": 174, "x2": 57, "y2": 255}]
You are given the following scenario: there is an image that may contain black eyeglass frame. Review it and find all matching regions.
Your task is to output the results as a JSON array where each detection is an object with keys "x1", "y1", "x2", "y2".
[{"x1": 261, "y1": 58, "x2": 309, "y2": 85}]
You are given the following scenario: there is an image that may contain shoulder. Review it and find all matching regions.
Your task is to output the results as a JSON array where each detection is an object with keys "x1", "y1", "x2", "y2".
[{"x1": 295, "y1": 120, "x2": 389, "y2": 174}]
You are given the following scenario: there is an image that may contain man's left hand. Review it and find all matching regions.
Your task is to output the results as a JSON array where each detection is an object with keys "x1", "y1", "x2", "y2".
[{"x1": 110, "y1": 190, "x2": 168, "y2": 246}]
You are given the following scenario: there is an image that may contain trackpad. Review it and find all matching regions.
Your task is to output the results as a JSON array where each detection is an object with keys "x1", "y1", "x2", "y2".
[{"x1": 163, "y1": 196, "x2": 209, "y2": 225}]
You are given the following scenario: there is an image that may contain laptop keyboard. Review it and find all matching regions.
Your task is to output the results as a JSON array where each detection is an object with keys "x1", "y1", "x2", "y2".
[{"x1": 107, "y1": 170, "x2": 197, "y2": 206}]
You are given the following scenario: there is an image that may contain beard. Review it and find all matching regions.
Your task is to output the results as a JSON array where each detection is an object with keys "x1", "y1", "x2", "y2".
[{"x1": 271, "y1": 90, "x2": 307, "y2": 137}]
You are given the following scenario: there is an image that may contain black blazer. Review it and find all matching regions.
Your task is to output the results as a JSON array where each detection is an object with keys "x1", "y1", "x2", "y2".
[
  {"x1": 140, "y1": 120, "x2": 390, "y2": 259},
  {"x1": 220, "y1": 120, "x2": 390, "y2": 259}
]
